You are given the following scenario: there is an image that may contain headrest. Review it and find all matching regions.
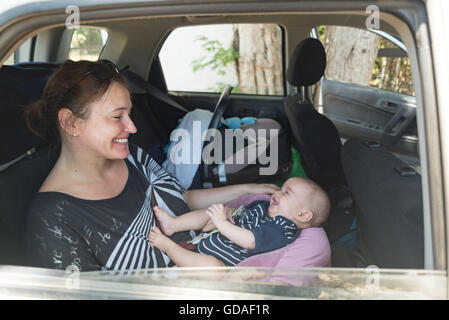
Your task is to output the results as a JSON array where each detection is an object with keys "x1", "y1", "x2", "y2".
[
  {"x1": 287, "y1": 38, "x2": 326, "y2": 87},
  {"x1": 0, "y1": 84, "x2": 45, "y2": 166},
  {"x1": 0, "y1": 63, "x2": 58, "y2": 100}
]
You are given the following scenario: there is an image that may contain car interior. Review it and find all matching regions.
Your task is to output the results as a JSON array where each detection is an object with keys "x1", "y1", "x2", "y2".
[{"x1": 0, "y1": 11, "x2": 425, "y2": 273}]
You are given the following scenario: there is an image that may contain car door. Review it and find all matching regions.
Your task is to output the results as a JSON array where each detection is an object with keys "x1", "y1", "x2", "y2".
[{"x1": 315, "y1": 27, "x2": 418, "y2": 159}]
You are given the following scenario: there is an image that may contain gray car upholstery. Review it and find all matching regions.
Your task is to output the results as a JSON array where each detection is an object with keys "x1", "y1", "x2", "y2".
[{"x1": 341, "y1": 138, "x2": 424, "y2": 268}]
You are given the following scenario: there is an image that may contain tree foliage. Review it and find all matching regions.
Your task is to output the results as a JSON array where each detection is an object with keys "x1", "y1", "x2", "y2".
[
  {"x1": 370, "y1": 38, "x2": 414, "y2": 96},
  {"x1": 191, "y1": 35, "x2": 240, "y2": 76},
  {"x1": 71, "y1": 28, "x2": 104, "y2": 48}
]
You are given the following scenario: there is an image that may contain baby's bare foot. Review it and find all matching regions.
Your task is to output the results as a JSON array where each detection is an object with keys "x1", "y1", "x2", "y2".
[
  {"x1": 153, "y1": 206, "x2": 177, "y2": 236},
  {"x1": 148, "y1": 226, "x2": 172, "y2": 252}
]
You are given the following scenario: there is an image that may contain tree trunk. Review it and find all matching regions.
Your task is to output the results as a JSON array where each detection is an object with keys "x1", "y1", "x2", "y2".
[
  {"x1": 324, "y1": 26, "x2": 380, "y2": 86},
  {"x1": 233, "y1": 24, "x2": 283, "y2": 95}
]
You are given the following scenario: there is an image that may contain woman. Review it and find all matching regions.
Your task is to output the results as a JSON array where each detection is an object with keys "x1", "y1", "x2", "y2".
[{"x1": 25, "y1": 60, "x2": 279, "y2": 272}]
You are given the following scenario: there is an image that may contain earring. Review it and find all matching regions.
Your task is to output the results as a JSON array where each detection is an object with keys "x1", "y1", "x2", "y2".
[{"x1": 73, "y1": 132, "x2": 78, "y2": 137}]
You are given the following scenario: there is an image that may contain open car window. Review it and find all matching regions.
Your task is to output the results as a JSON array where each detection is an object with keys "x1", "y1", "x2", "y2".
[
  {"x1": 315, "y1": 25, "x2": 414, "y2": 96},
  {"x1": 314, "y1": 25, "x2": 419, "y2": 158}
]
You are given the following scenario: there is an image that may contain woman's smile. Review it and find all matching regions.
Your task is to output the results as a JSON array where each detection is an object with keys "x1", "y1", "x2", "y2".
[{"x1": 112, "y1": 137, "x2": 129, "y2": 144}]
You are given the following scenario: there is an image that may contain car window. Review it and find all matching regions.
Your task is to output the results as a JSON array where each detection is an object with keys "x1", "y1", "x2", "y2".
[
  {"x1": 68, "y1": 27, "x2": 109, "y2": 61},
  {"x1": 316, "y1": 25, "x2": 414, "y2": 96},
  {"x1": 4, "y1": 53, "x2": 14, "y2": 65},
  {"x1": 0, "y1": 266, "x2": 446, "y2": 299},
  {"x1": 159, "y1": 24, "x2": 284, "y2": 95}
]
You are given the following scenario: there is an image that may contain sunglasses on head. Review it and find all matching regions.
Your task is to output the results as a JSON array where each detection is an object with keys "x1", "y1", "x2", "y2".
[{"x1": 62, "y1": 59, "x2": 121, "y2": 99}]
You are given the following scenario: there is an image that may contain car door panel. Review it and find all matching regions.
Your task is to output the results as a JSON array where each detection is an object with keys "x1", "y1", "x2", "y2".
[{"x1": 322, "y1": 78, "x2": 418, "y2": 156}]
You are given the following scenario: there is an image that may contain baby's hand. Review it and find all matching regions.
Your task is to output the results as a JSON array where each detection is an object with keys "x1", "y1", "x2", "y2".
[{"x1": 207, "y1": 204, "x2": 227, "y2": 226}]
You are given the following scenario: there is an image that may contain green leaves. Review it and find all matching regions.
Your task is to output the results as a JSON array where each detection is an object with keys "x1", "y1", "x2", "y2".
[{"x1": 191, "y1": 35, "x2": 240, "y2": 76}]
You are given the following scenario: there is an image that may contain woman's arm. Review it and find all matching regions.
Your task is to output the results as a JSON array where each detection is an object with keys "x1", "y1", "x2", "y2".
[{"x1": 183, "y1": 183, "x2": 279, "y2": 210}]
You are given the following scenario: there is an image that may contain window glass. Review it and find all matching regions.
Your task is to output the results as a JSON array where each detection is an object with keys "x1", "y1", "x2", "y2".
[
  {"x1": 68, "y1": 27, "x2": 108, "y2": 61},
  {"x1": 317, "y1": 25, "x2": 414, "y2": 96},
  {"x1": 159, "y1": 24, "x2": 284, "y2": 95},
  {"x1": 372, "y1": 39, "x2": 414, "y2": 96},
  {"x1": 4, "y1": 53, "x2": 14, "y2": 65}
]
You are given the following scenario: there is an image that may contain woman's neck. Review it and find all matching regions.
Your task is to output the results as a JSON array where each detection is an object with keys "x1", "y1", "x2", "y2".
[{"x1": 57, "y1": 143, "x2": 119, "y2": 183}]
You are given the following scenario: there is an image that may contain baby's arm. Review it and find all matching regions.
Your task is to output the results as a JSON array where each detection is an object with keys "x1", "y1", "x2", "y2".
[{"x1": 207, "y1": 204, "x2": 255, "y2": 250}]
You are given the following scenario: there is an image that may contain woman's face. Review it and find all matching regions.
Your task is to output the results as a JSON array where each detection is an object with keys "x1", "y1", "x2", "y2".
[{"x1": 75, "y1": 81, "x2": 137, "y2": 160}]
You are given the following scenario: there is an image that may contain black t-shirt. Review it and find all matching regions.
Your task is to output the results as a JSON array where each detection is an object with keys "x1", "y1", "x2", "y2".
[{"x1": 26, "y1": 144, "x2": 192, "y2": 272}]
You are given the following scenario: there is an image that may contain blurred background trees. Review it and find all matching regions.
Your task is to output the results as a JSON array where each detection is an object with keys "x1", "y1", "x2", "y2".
[
  {"x1": 321, "y1": 25, "x2": 414, "y2": 96},
  {"x1": 192, "y1": 24, "x2": 414, "y2": 100},
  {"x1": 192, "y1": 24, "x2": 283, "y2": 95}
]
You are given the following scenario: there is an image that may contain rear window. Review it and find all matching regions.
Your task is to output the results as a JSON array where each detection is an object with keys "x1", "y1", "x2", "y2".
[
  {"x1": 159, "y1": 24, "x2": 284, "y2": 95},
  {"x1": 68, "y1": 27, "x2": 109, "y2": 61}
]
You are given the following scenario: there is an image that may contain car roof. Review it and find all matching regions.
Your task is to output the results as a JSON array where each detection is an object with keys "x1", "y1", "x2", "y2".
[{"x1": 1, "y1": 0, "x2": 410, "y2": 81}]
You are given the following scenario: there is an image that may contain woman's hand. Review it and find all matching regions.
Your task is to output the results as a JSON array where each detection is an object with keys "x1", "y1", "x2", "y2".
[
  {"x1": 245, "y1": 183, "x2": 280, "y2": 195},
  {"x1": 183, "y1": 183, "x2": 280, "y2": 211}
]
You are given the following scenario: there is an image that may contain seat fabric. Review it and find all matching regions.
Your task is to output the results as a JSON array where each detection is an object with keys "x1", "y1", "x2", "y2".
[
  {"x1": 283, "y1": 38, "x2": 346, "y2": 191},
  {"x1": 341, "y1": 138, "x2": 424, "y2": 268}
]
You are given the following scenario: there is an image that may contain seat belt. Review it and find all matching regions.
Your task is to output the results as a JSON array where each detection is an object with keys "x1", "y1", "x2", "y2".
[
  {"x1": 122, "y1": 69, "x2": 188, "y2": 113},
  {"x1": 145, "y1": 83, "x2": 188, "y2": 113},
  {"x1": 0, "y1": 147, "x2": 36, "y2": 172}
]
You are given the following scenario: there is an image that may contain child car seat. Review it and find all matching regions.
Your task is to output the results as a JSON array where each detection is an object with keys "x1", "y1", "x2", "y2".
[{"x1": 200, "y1": 117, "x2": 292, "y2": 187}]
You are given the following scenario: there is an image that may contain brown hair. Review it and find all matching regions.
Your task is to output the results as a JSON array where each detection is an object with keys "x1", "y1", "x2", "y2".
[{"x1": 24, "y1": 60, "x2": 130, "y2": 148}]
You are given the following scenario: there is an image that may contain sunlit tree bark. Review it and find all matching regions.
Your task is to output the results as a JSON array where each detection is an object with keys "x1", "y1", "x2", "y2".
[
  {"x1": 324, "y1": 26, "x2": 380, "y2": 86},
  {"x1": 233, "y1": 24, "x2": 283, "y2": 95}
]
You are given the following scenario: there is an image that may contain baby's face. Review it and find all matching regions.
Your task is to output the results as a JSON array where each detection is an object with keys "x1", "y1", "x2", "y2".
[{"x1": 268, "y1": 178, "x2": 308, "y2": 220}]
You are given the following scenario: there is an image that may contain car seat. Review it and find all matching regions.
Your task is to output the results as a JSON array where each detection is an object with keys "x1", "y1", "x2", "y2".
[
  {"x1": 283, "y1": 38, "x2": 346, "y2": 192},
  {"x1": 200, "y1": 117, "x2": 293, "y2": 187},
  {"x1": 0, "y1": 63, "x2": 59, "y2": 101},
  {"x1": 0, "y1": 83, "x2": 57, "y2": 266},
  {"x1": 0, "y1": 84, "x2": 46, "y2": 167},
  {"x1": 123, "y1": 68, "x2": 293, "y2": 188},
  {"x1": 341, "y1": 138, "x2": 424, "y2": 268}
]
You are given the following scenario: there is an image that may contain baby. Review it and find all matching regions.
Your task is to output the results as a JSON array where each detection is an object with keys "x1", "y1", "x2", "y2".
[{"x1": 149, "y1": 177, "x2": 331, "y2": 267}]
